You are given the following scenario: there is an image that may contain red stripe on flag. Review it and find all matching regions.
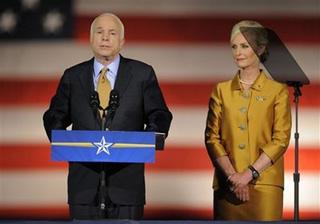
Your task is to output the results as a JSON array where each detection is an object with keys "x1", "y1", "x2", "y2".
[
  {"x1": 0, "y1": 78, "x2": 58, "y2": 106},
  {"x1": 0, "y1": 144, "x2": 67, "y2": 170},
  {"x1": 161, "y1": 82, "x2": 320, "y2": 107},
  {"x1": 147, "y1": 147, "x2": 320, "y2": 172},
  {"x1": 0, "y1": 206, "x2": 69, "y2": 219},
  {"x1": 75, "y1": 15, "x2": 320, "y2": 44},
  {"x1": 0, "y1": 144, "x2": 319, "y2": 172},
  {"x1": 0, "y1": 79, "x2": 319, "y2": 107},
  {"x1": 146, "y1": 207, "x2": 320, "y2": 220},
  {"x1": 0, "y1": 206, "x2": 318, "y2": 220}
]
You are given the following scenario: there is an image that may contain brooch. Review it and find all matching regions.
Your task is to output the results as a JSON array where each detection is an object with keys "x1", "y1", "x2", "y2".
[{"x1": 256, "y1": 96, "x2": 266, "y2": 101}]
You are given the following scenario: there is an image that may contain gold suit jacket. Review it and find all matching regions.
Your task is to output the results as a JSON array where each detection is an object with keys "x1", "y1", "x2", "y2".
[{"x1": 205, "y1": 71, "x2": 292, "y2": 189}]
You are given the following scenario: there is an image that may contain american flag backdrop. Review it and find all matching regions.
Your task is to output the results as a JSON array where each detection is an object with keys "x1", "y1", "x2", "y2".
[{"x1": 0, "y1": 0, "x2": 319, "y2": 220}]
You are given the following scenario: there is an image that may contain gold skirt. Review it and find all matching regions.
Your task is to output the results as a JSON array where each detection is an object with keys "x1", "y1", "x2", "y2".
[{"x1": 214, "y1": 184, "x2": 283, "y2": 221}]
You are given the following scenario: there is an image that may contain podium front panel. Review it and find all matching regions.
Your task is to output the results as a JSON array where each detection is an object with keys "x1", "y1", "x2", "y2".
[{"x1": 51, "y1": 130, "x2": 155, "y2": 163}]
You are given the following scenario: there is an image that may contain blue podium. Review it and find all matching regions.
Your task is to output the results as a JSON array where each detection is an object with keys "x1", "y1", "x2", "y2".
[{"x1": 51, "y1": 130, "x2": 163, "y2": 163}]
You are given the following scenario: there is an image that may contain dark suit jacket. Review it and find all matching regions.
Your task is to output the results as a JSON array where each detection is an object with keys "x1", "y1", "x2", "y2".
[{"x1": 43, "y1": 56, "x2": 172, "y2": 205}]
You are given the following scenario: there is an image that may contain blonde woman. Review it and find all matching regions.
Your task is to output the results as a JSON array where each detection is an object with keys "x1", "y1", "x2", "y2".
[{"x1": 205, "y1": 20, "x2": 291, "y2": 220}]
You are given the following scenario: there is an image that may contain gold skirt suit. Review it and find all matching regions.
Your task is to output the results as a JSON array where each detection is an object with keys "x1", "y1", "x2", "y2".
[{"x1": 205, "y1": 71, "x2": 292, "y2": 220}]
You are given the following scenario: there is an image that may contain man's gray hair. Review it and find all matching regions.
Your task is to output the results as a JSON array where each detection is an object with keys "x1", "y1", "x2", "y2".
[{"x1": 90, "y1": 13, "x2": 125, "y2": 39}]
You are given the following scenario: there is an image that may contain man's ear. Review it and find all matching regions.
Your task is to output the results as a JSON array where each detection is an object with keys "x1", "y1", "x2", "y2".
[{"x1": 120, "y1": 38, "x2": 125, "y2": 49}]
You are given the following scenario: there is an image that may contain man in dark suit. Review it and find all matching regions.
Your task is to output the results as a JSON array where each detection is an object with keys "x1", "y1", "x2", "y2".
[{"x1": 43, "y1": 13, "x2": 172, "y2": 220}]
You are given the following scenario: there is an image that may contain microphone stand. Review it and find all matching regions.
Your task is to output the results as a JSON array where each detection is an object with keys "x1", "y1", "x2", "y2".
[
  {"x1": 289, "y1": 81, "x2": 302, "y2": 221},
  {"x1": 93, "y1": 90, "x2": 119, "y2": 218},
  {"x1": 90, "y1": 92, "x2": 107, "y2": 218},
  {"x1": 99, "y1": 107, "x2": 108, "y2": 217}
]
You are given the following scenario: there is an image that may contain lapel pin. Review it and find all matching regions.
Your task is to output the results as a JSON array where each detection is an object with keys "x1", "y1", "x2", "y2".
[{"x1": 256, "y1": 96, "x2": 266, "y2": 101}]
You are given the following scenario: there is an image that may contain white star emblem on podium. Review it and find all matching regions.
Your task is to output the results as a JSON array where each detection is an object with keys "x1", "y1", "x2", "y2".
[{"x1": 93, "y1": 136, "x2": 113, "y2": 155}]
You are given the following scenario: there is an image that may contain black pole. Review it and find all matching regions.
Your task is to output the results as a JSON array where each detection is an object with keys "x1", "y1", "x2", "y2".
[
  {"x1": 98, "y1": 90, "x2": 119, "y2": 217},
  {"x1": 95, "y1": 90, "x2": 119, "y2": 218},
  {"x1": 89, "y1": 91, "x2": 107, "y2": 216},
  {"x1": 292, "y1": 82, "x2": 302, "y2": 222},
  {"x1": 99, "y1": 109, "x2": 107, "y2": 217}
]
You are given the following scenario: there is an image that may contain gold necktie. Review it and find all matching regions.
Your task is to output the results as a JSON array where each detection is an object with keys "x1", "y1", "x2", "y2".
[{"x1": 97, "y1": 68, "x2": 111, "y2": 116}]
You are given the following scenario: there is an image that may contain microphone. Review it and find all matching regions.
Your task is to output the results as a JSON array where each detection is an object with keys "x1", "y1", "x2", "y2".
[
  {"x1": 105, "y1": 90, "x2": 120, "y2": 128},
  {"x1": 90, "y1": 90, "x2": 119, "y2": 129},
  {"x1": 107, "y1": 90, "x2": 120, "y2": 112},
  {"x1": 90, "y1": 91, "x2": 100, "y2": 111},
  {"x1": 90, "y1": 91, "x2": 108, "y2": 127}
]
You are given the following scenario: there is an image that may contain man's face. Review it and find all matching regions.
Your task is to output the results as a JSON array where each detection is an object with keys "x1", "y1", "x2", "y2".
[{"x1": 90, "y1": 15, "x2": 124, "y2": 61}]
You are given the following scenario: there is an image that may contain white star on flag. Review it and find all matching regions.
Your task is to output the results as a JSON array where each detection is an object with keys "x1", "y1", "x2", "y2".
[
  {"x1": 93, "y1": 136, "x2": 113, "y2": 155},
  {"x1": 22, "y1": 0, "x2": 40, "y2": 11},
  {"x1": 0, "y1": 10, "x2": 17, "y2": 33},
  {"x1": 42, "y1": 10, "x2": 64, "y2": 34}
]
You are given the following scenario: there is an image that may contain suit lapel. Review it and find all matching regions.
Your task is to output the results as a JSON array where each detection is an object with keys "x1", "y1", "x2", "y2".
[
  {"x1": 78, "y1": 58, "x2": 95, "y2": 95},
  {"x1": 114, "y1": 56, "x2": 133, "y2": 96},
  {"x1": 78, "y1": 58, "x2": 101, "y2": 128}
]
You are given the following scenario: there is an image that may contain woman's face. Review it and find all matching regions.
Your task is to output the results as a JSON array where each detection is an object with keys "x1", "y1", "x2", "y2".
[{"x1": 231, "y1": 32, "x2": 260, "y2": 70}]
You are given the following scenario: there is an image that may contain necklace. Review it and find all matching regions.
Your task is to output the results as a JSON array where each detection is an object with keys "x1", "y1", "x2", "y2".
[{"x1": 239, "y1": 78, "x2": 254, "y2": 85}]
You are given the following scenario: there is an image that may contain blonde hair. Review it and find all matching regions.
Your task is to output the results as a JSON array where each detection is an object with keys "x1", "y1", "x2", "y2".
[
  {"x1": 230, "y1": 20, "x2": 263, "y2": 42},
  {"x1": 231, "y1": 20, "x2": 269, "y2": 62},
  {"x1": 90, "y1": 13, "x2": 125, "y2": 40}
]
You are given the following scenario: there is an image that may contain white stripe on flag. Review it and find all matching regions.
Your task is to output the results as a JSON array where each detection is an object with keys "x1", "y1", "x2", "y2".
[
  {"x1": 0, "y1": 106, "x2": 319, "y2": 147},
  {"x1": 0, "y1": 170, "x2": 318, "y2": 210},
  {"x1": 75, "y1": 0, "x2": 320, "y2": 16},
  {"x1": 0, "y1": 43, "x2": 319, "y2": 82}
]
